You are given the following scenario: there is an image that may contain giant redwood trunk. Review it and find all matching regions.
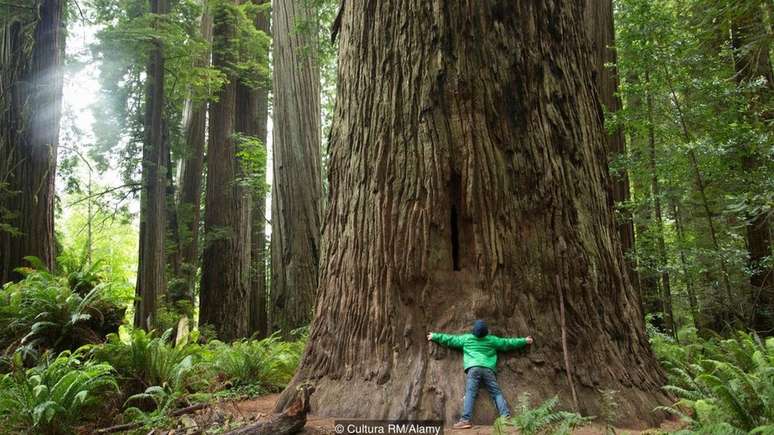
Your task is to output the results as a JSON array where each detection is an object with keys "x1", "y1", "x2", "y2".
[
  {"x1": 134, "y1": 0, "x2": 169, "y2": 330},
  {"x1": 270, "y1": 0, "x2": 322, "y2": 333},
  {"x1": 583, "y1": 0, "x2": 638, "y2": 292},
  {"x1": 0, "y1": 0, "x2": 64, "y2": 284},
  {"x1": 199, "y1": 0, "x2": 252, "y2": 340},
  {"x1": 277, "y1": 1, "x2": 668, "y2": 426}
]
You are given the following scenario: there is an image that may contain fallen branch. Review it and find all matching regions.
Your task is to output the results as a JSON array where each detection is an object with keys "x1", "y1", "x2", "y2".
[
  {"x1": 223, "y1": 384, "x2": 315, "y2": 435},
  {"x1": 95, "y1": 403, "x2": 209, "y2": 434}
]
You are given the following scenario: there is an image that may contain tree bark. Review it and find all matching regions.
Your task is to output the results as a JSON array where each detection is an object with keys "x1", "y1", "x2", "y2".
[
  {"x1": 730, "y1": 3, "x2": 774, "y2": 335},
  {"x1": 199, "y1": 0, "x2": 252, "y2": 341},
  {"x1": 277, "y1": 1, "x2": 667, "y2": 426},
  {"x1": 134, "y1": 0, "x2": 169, "y2": 330},
  {"x1": 246, "y1": 1, "x2": 271, "y2": 338},
  {"x1": 270, "y1": 0, "x2": 322, "y2": 334},
  {"x1": 0, "y1": 0, "x2": 64, "y2": 284},
  {"x1": 583, "y1": 0, "x2": 638, "y2": 292},
  {"x1": 174, "y1": 2, "x2": 213, "y2": 309}
]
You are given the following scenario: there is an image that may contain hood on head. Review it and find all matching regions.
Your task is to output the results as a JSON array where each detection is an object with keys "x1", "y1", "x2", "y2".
[{"x1": 472, "y1": 319, "x2": 488, "y2": 338}]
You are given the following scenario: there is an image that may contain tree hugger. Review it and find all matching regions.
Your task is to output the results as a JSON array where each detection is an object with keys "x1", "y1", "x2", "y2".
[{"x1": 427, "y1": 320, "x2": 534, "y2": 430}]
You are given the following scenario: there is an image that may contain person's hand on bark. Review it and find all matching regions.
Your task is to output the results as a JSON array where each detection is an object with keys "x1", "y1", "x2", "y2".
[
  {"x1": 427, "y1": 333, "x2": 433, "y2": 341},
  {"x1": 526, "y1": 336, "x2": 534, "y2": 344}
]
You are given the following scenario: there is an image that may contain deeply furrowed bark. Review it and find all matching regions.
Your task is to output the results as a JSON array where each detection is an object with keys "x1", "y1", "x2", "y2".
[
  {"x1": 270, "y1": 0, "x2": 322, "y2": 334},
  {"x1": 199, "y1": 0, "x2": 252, "y2": 341},
  {"x1": 134, "y1": 0, "x2": 169, "y2": 330},
  {"x1": 583, "y1": 0, "x2": 638, "y2": 292},
  {"x1": 277, "y1": 0, "x2": 668, "y2": 426},
  {"x1": 0, "y1": 0, "x2": 64, "y2": 284}
]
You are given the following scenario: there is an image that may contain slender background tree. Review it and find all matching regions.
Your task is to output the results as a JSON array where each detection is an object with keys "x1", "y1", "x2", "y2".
[
  {"x1": 247, "y1": 0, "x2": 271, "y2": 338},
  {"x1": 172, "y1": 0, "x2": 214, "y2": 312},
  {"x1": 270, "y1": 0, "x2": 322, "y2": 334},
  {"x1": 134, "y1": 0, "x2": 169, "y2": 330},
  {"x1": 199, "y1": 0, "x2": 253, "y2": 340}
]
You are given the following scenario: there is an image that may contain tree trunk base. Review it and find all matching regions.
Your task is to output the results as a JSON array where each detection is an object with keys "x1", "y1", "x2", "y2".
[
  {"x1": 278, "y1": 365, "x2": 668, "y2": 429},
  {"x1": 277, "y1": 274, "x2": 670, "y2": 428}
]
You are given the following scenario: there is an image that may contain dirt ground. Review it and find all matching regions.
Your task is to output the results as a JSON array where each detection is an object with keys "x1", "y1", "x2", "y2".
[{"x1": 219, "y1": 393, "x2": 684, "y2": 435}]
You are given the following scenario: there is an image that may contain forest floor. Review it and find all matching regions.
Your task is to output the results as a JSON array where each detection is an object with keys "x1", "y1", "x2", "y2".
[{"x1": 187, "y1": 393, "x2": 684, "y2": 435}]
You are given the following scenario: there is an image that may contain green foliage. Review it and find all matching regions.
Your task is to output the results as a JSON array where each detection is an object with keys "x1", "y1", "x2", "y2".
[
  {"x1": 217, "y1": 0, "x2": 271, "y2": 89},
  {"x1": 597, "y1": 389, "x2": 620, "y2": 434},
  {"x1": 89, "y1": 326, "x2": 206, "y2": 395},
  {"x1": 615, "y1": 0, "x2": 774, "y2": 333},
  {"x1": 89, "y1": 0, "x2": 227, "y2": 185},
  {"x1": 57, "y1": 190, "x2": 139, "y2": 307},
  {"x1": 652, "y1": 329, "x2": 774, "y2": 433},
  {"x1": 207, "y1": 331, "x2": 305, "y2": 394},
  {"x1": 234, "y1": 132, "x2": 268, "y2": 195},
  {"x1": 493, "y1": 393, "x2": 592, "y2": 435},
  {"x1": 0, "y1": 350, "x2": 118, "y2": 435},
  {"x1": 0, "y1": 264, "x2": 124, "y2": 361},
  {"x1": 82, "y1": 325, "x2": 305, "y2": 430}
]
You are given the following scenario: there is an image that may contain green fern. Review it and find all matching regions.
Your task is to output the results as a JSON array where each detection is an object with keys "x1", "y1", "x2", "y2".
[
  {"x1": 0, "y1": 350, "x2": 118, "y2": 434},
  {"x1": 0, "y1": 263, "x2": 122, "y2": 361},
  {"x1": 493, "y1": 393, "x2": 592, "y2": 435},
  {"x1": 207, "y1": 331, "x2": 305, "y2": 394},
  {"x1": 89, "y1": 326, "x2": 206, "y2": 397},
  {"x1": 653, "y1": 331, "x2": 774, "y2": 434}
]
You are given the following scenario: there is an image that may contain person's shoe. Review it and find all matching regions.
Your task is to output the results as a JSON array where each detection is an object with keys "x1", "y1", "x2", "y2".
[{"x1": 453, "y1": 420, "x2": 473, "y2": 429}]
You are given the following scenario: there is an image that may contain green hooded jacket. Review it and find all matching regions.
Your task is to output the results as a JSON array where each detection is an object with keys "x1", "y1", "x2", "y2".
[{"x1": 430, "y1": 332, "x2": 527, "y2": 372}]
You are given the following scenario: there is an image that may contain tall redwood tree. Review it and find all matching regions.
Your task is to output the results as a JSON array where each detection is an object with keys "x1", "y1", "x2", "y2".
[
  {"x1": 270, "y1": 0, "x2": 322, "y2": 334},
  {"x1": 278, "y1": 0, "x2": 667, "y2": 425},
  {"x1": 199, "y1": 0, "x2": 252, "y2": 340},
  {"x1": 0, "y1": 0, "x2": 65, "y2": 284},
  {"x1": 134, "y1": 0, "x2": 169, "y2": 329}
]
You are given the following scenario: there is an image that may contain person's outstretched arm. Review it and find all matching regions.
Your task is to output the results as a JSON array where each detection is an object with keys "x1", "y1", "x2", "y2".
[
  {"x1": 427, "y1": 332, "x2": 466, "y2": 349},
  {"x1": 490, "y1": 335, "x2": 534, "y2": 351}
]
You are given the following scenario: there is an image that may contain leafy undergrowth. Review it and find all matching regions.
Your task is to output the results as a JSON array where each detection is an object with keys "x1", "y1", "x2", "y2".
[
  {"x1": 0, "y1": 261, "x2": 306, "y2": 435},
  {"x1": 650, "y1": 327, "x2": 774, "y2": 435},
  {"x1": 0, "y1": 326, "x2": 306, "y2": 434},
  {"x1": 0, "y1": 351, "x2": 118, "y2": 434},
  {"x1": 493, "y1": 394, "x2": 593, "y2": 435},
  {"x1": 0, "y1": 259, "x2": 126, "y2": 365}
]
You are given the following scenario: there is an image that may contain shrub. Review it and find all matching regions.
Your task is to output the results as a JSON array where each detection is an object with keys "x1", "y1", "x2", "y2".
[
  {"x1": 0, "y1": 350, "x2": 118, "y2": 434},
  {"x1": 89, "y1": 326, "x2": 206, "y2": 397},
  {"x1": 0, "y1": 263, "x2": 124, "y2": 362},
  {"x1": 653, "y1": 330, "x2": 774, "y2": 434},
  {"x1": 493, "y1": 393, "x2": 592, "y2": 435},
  {"x1": 207, "y1": 331, "x2": 305, "y2": 394}
]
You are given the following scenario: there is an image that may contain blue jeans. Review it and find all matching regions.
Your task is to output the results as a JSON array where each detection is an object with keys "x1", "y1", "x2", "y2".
[{"x1": 461, "y1": 366, "x2": 510, "y2": 421}]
